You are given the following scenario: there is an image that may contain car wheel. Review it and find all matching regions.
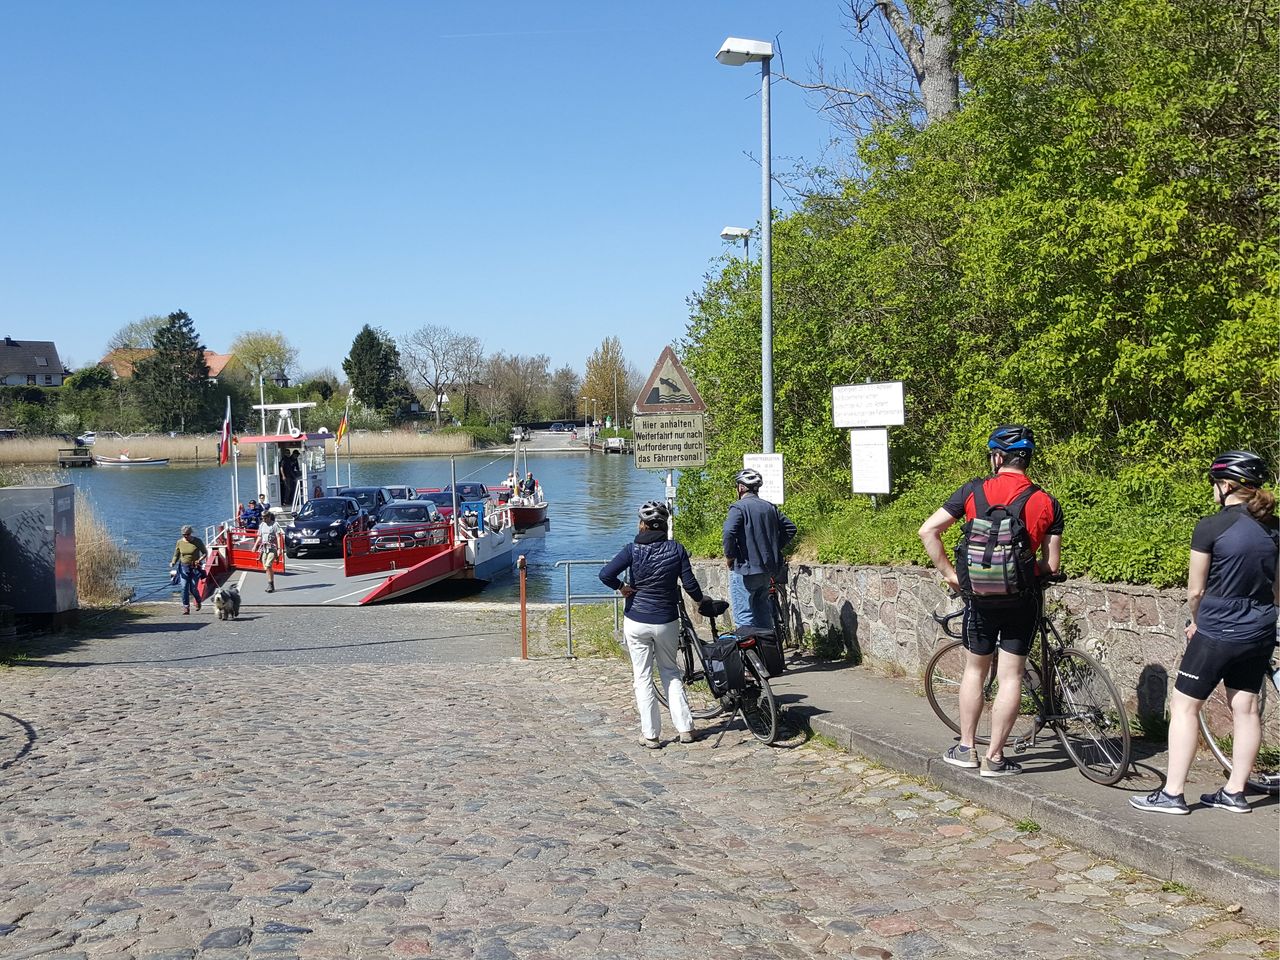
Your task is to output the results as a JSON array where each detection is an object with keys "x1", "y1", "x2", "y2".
[{"x1": 286, "y1": 549, "x2": 298, "y2": 559}]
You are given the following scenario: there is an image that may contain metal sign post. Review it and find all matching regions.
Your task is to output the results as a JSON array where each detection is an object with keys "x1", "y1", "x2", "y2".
[{"x1": 633, "y1": 346, "x2": 708, "y2": 537}]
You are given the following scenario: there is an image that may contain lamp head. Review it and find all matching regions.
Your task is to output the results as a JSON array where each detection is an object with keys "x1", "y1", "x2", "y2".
[
  {"x1": 721, "y1": 226, "x2": 751, "y2": 240},
  {"x1": 716, "y1": 37, "x2": 773, "y2": 66}
]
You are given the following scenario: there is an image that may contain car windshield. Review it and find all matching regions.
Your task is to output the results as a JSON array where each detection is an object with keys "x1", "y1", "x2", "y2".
[
  {"x1": 380, "y1": 505, "x2": 432, "y2": 523},
  {"x1": 341, "y1": 490, "x2": 376, "y2": 509},
  {"x1": 419, "y1": 491, "x2": 452, "y2": 506},
  {"x1": 297, "y1": 499, "x2": 346, "y2": 519}
]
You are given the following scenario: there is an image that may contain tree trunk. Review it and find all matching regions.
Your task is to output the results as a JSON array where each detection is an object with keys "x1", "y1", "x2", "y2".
[{"x1": 918, "y1": 0, "x2": 958, "y2": 121}]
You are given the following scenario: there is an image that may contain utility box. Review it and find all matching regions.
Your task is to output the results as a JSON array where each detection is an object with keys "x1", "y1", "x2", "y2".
[{"x1": 0, "y1": 484, "x2": 78, "y2": 615}]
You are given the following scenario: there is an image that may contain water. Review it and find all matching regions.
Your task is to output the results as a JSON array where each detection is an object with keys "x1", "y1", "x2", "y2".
[{"x1": 57, "y1": 452, "x2": 667, "y2": 603}]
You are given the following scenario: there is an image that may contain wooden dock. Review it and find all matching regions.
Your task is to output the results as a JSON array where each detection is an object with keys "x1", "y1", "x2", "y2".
[{"x1": 57, "y1": 447, "x2": 94, "y2": 468}]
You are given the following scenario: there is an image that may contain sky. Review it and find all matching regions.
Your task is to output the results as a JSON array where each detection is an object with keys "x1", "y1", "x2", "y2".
[{"x1": 0, "y1": 2, "x2": 861, "y2": 379}]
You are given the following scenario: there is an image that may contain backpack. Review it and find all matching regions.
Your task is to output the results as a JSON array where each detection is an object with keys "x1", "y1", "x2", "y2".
[
  {"x1": 954, "y1": 479, "x2": 1041, "y2": 605},
  {"x1": 699, "y1": 636, "x2": 746, "y2": 698}
]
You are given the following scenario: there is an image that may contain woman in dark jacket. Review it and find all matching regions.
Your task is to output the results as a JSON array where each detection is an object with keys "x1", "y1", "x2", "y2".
[{"x1": 599, "y1": 501, "x2": 705, "y2": 749}]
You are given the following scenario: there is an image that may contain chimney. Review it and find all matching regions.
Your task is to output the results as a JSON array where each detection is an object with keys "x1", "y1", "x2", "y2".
[{"x1": 3, "y1": 337, "x2": 13, "y2": 346}]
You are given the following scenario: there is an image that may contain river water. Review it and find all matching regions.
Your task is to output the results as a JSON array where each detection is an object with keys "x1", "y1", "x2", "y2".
[{"x1": 57, "y1": 452, "x2": 668, "y2": 604}]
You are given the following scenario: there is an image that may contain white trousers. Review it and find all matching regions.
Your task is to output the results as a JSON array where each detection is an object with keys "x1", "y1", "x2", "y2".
[{"x1": 623, "y1": 617, "x2": 692, "y2": 740}]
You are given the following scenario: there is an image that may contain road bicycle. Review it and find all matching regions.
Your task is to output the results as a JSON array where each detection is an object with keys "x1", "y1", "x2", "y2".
[
  {"x1": 923, "y1": 580, "x2": 1132, "y2": 785},
  {"x1": 651, "y1": 598, "x2": 780, "y2": 744},
  {"x1": 1198, "y1": 654, "x2": 1280, "y2": 795}
]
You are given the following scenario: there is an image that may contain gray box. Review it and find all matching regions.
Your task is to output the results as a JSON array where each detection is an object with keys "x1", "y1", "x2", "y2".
[{"x1": 0, "y1": 484, "x2": 78, "y2": 614}]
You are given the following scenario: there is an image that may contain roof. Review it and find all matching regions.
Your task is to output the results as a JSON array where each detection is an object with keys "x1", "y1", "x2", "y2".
[
  {"x1": 0, "y1": 337, "x2": 63, "y2": 378},
  {"x1": 100, "y1": 348, "x2": 242, "y2": 379}
]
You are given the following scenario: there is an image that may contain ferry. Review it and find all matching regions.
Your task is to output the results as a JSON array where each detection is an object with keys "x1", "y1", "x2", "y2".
[{"x1": 196, "y1": 402, "x2": 519, "y2": 606}]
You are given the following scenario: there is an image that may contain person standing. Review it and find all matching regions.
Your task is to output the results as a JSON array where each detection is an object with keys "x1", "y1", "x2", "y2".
[
  {"x1": 1131, "y1": 451, "x2": 1277, "y2": 815},
  {"x1": 918, "y1": 426, "x2": 1063, "y2": 778},
  {"x1": 254, "y1": 511, "x2": 283, "y2": 593},
  {"x1": 170, "y1": 525, "x2": 208, "y2": 615},
  {"x1": 599, "y1": 501, "x2": 707, "y2": 748},
  {"x1": 722, "y1": 468, "x2": 796, "y2": 629}
]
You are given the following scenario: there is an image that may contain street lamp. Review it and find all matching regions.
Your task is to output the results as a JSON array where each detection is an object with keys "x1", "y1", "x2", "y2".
[
  {"x1": 580, "y1": 396, "x2": 588, "y2": 433},
  {"x1": 716, "y1": 36, "x2": 775, "y2": 453},
  {"x1": 721, "y1": 225, "x2": 751, "y2": 259}
]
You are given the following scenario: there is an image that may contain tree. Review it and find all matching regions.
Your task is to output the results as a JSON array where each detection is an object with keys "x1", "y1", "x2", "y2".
[
  {"x1": 401, "y1": 324, "x2": 463, "y2": 424},
  {"x1": 545, "y1": 364, "x2": 582, "y2": 421},
  {"x1": 482, "y1": 352, "x2": 551, "y2": 424},
  {"x1": 342, "y1": 325, "x2": 406, "y2": 416},
  {"x1": 582, "y1": 336, "x2": 630, "y2": 426},
  {"x1": 451, "y1": 335, "x2": 486, "y2": 422},
  {"x1": 134, "y1": 311, "x2": 210, "y2": 431},
  {"x1": 229, "y1": 330, "x2": 299, "y2": 383},
  {"x1": 105, "y1": 315, "x2": 167, "y2": 353},
  {"x1": 63, "y1": 366, "x2": 114, "y2": 391}
]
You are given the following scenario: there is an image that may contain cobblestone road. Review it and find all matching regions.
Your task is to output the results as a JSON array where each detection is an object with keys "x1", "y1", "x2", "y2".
[{"x1": 0, "y1": 618, "x2": 1273, "y2": 959}]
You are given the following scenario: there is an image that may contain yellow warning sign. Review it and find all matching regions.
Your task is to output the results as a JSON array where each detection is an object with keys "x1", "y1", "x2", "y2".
[{"x1": 634, "y1": 346, "x2": 707, "y2": 414}]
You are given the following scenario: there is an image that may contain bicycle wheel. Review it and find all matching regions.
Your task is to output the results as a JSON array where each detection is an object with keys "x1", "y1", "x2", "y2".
[
  {"x1": 652, "y1": 641, "x2": 724, "y2": 720},
  {"x1": 769, "y1": 590, "x2": 794, "y2": 650},
  {"x1": 1052, "y1": 648, "x2": 1132, "y2": 785},
  {"x1": 923, "y1": 640, "x2": 1039, "y2": 746},
  {"x1": 739, "y1": 653, "x2": 778, "y2": 744},
  {"x1": 1199, "y1": 674, "x2": 1280, "y2": 795}
]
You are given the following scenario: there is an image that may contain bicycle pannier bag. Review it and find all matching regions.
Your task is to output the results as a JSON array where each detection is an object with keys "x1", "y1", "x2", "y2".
[
  {"x1": 699, "y1": 637, "x2": 745, "y2": 697},
  {"x1": 954, "y1": 480, "x2": 1040, "y2": 606},
  {"x1": 754, "y1": 631, "x2": 786, "y2": 677}
]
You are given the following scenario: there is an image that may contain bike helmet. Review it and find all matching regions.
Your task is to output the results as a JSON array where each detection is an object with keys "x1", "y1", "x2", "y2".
[
  {"x1": 734, "y1": 468, "x2": 764, "y2": 490},
  {"x1": 1209, "y1": 450, "x2": 1268, "y2": 487},
  {"x1": 637, "y1": 500, "x2": 670, "y2": 524},
  {"x1": 987, "y1": 425, "x2": 1036, "y2": 454}
]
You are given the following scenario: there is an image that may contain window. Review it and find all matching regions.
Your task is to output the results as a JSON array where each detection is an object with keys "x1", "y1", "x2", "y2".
[
  {"x1": 26, "y1": 375, "x2": 36, "y2": 385},
  {"x1": 44, "y1": 375, "x2": 53, "y2": 385},
  {"x1": 35, "y1": 357, "x2": 48, "y2": 367}
]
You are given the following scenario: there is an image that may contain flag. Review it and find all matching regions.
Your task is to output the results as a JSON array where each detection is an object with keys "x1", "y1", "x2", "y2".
[
  {"x1": 334, "y1": 396, "x2": 350, "y2": 447},
  {"x1": 218, "y1": 396, "x2": 232, "y2": 466}
]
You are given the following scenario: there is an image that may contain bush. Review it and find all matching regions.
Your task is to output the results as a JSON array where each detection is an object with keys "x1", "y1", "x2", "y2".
[{"x1": 437, "y1": 424, "x2": 507, "y2": 446}]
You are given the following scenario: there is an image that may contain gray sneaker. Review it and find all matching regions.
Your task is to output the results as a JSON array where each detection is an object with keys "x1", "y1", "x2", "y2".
[
  {"x1": 943, "y1": 744, "x2": 980, "y2": 768},
  {"x1": 1129, "y1": 789, "x2": 1189, "y2": 815},
  {"x1": 1200, "y1": 787, "x2": 1250, "y2": 813},
  {"x1": 678, "y1": 731, "x2": 697, "y2": 744},
  {"x1": 639, "y1": 737, "x2": 661, "y2": 750},
  {"x1": 980, "y1": 755, "x2": 1023, "y2": 778}
]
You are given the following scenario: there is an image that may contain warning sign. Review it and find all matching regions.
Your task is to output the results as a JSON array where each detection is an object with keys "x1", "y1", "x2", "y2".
[
  {"x1": 633, "y1": 413, "x2": 707, "y2": 470},
  {"x1": 634, "y1": 346, "x2": 707, "y2": 414}
]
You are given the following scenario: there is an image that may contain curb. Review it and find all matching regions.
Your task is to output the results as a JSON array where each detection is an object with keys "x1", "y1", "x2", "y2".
[{"x1": 806, "y1": 713, "x2": 1279, "y2": 920}]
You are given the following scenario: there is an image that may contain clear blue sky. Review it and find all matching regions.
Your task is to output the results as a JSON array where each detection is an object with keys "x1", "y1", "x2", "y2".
[{"x1": 0, "y1": 2, "x2": 860, "y2": 378}]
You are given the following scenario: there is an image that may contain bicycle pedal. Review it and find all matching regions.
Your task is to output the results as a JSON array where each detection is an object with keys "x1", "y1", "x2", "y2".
[{"x1": 1011, "y1": 740, "x2": 1028, "y2": 754}]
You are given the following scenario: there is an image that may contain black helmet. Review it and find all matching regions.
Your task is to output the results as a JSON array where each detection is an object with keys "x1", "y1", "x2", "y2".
[
  {"x1": 638, "y1": 500, "x2": 670, "y2": 524},
  {"x1": 734, "y1": 468, "x2": 764, "y2": 490},
  {"x1": 1209, "y1": 450, "x2": 1268, "y2": 487},
  {"x1": 988, "y1": 425, "x2": 1036, "y2": 454}
]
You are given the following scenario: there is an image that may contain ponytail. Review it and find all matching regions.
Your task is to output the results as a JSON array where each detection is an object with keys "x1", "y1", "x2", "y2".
[{"x1": 1237, "y1": 485, "x2": 1276, "y2": 522}]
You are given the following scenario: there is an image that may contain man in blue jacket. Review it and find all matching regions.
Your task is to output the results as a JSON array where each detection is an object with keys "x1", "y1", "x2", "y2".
[{"x1": 723, "y1": 468, "x2": 797, "y2": 629}]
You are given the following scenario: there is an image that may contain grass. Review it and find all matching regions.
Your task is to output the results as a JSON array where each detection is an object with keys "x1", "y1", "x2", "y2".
[
  {"x1": 0, "y1": 430, "x2": 475, "y2": 466},
  {"x1": 1014, "y1": 818, "x2": 1042, "y2": 833},
  {"x1": 1160, "y1": 880, "x2": 1192, "y2": 895},
  {"x1": 807, "y1": 732, "x2": 842, "y2": 751},
  {"x1": 75, "y1": 498, "x2": 138, "y2": 606},
  {"x1": 541, "y1": 602, "x2": 625, "y2": 659}
]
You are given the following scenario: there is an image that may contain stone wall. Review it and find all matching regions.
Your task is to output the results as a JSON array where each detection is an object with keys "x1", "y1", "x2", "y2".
[{"x1": 691, "y1": 560, "x2": 1188, "y2": 719}]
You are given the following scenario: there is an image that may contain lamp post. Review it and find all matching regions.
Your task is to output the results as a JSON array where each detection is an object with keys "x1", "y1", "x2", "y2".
[
  {"x1": 716, "y1": 36, "x2": 774, "y2": 453},
  {"x1": 721, "y1": 225, "x2": 751, "y2": 259},
  {"x1": 581, "y1": 396, "x2": 588, "y2": 434}
]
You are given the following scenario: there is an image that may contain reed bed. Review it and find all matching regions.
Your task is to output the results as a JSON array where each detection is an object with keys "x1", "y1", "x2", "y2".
[
  {"x1": 75, "y1": 498, "x2": 138, "y2": 606},
  {"x1": 0, "y1": 430, "x2": 475, "y2": 466}
]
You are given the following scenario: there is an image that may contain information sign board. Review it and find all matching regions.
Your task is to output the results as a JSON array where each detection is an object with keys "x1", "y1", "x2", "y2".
[
  {"x1": 832, "y1": 381, "x2": 905, "y2": 429},
  {"x1": 850, "y1": 428, "x2": 891, "y2": 494},
  {"x1": 633, "y1": 413, "x2": 706, "y2": 471},
  {"x1": 742, "y1": 453, "x2": 784, "y2": 504}
]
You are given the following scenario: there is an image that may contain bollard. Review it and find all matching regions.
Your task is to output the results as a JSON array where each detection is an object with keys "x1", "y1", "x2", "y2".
[{"x1": 518, "y1": 554, "x2": 528, "y2": 659}]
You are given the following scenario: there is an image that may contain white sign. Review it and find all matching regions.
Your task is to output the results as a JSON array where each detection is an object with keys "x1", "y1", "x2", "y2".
[
  {"x1": 832, "y1": 380, "x2": 905, "y2": 429},
  {"x1": 850, "y1": 428, "x2": 891, "y2": 494},
  {"x1": 633, "y1": 413, "x2": 706, "y2": 470},
  {"x1": 743, "y1": 453, "x2": 784, "y2": 504}
]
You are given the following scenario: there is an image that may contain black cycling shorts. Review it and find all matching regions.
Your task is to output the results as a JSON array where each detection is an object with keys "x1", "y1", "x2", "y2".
[
  {"x1": 962, "y1": 597, "x2": 1039, "y2": 657},
  {"x1": 1174, "y1": 634, "x2": 1274, "y2": 701}
]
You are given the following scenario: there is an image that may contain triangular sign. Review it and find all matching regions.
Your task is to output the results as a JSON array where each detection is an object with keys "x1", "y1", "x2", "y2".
[{"x1": 633, "y1": 346, "x2": 707, "y2": 414}]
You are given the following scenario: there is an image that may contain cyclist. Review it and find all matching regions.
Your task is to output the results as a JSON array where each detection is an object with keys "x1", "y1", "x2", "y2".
[
  {"x1": 599, "y1": 501, "x2": 707, "y2": 749},
  {"x1": 723, "y1": 468, "x2": 796, "y2": 629},
  {"x1": 1131, "y1": 450, "x2": 1278, "y2": 815},
  {"x1": 918, "y1": 425, "x2": 1063, "y2": 777}
]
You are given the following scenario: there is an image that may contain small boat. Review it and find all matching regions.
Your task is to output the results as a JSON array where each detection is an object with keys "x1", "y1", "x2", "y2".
[
  {"x1": 94, "y1": 453, "x2": 169, "y2": 466},
  {"x1": 499, "y1": 440, "x2": 549, "y2": 532}
]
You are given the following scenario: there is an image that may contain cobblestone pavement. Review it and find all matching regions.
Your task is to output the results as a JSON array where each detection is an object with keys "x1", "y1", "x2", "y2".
[{"x1": 0, "y1": 651, "x2": 1274, "y2": 959}]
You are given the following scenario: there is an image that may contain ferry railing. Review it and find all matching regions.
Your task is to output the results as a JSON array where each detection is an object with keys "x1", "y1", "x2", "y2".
[
  {"x1": 344, "y1": 520, "x2": 454, "y2": 577},
  {"x1": 553, "y1": 559, "x2": 621, "y2": 657}
]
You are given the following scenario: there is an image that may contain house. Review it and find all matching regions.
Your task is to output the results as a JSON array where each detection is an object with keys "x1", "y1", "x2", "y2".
[
  {"x1": 1, "y1": 337, "x2": 67, "y2": 387},
  {"x1": 99, "y1": 348, "x2": 248, "y2": 385}
]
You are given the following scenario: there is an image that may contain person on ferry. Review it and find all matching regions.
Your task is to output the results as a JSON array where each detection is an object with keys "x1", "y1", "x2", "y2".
[
  {"x1": 239, "y1": 500, "x2": 261, "y2": 530},
  {"x1": 520, "y1": 471, "x2": 537, "y2": 499}
]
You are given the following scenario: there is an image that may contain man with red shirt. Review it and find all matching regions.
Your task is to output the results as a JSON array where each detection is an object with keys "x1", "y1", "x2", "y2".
[{"x1": 918, "y1": 425, "x2": 1064, "y2": 777}]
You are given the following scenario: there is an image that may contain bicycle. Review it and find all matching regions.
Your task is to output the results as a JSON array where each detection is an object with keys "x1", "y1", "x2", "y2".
[
  {"x1": 1198, "y1": 654, "x2": 1280, "y2": 795},
  {"x1": 651, "y1": 598, "x2": 781, "y2": 744},
  {"x1": 923, "y1": 578, "x2": 1132, "y2": 785},
  {"x1": 767, "y1": 576, "x2": 793, "y2": 651}
]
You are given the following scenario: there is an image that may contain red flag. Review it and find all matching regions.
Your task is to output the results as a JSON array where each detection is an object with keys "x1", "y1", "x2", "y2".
[{"x1": 219, "y1": 396, "x2": 232, "y2": 466}]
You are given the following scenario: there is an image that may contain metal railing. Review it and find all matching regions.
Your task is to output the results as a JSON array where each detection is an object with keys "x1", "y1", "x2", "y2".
[{"x1": 553, "y1": 559, "x2": 622, "y2": 657}]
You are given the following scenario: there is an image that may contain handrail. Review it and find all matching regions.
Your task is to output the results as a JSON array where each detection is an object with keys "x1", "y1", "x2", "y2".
[{"x1": 553, "y1": 558, "x2": 621, "y2": 657}]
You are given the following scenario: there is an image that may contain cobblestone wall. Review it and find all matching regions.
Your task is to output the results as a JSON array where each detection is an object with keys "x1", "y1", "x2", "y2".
[{"x1": 692, "y1": 561, "x2": 1188, "y2": 720}]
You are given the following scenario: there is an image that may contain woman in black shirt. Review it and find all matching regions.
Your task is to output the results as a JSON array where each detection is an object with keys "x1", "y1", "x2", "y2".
[{"x1": 1132, "y1": 451, "x2": 1278, "y2": 815}]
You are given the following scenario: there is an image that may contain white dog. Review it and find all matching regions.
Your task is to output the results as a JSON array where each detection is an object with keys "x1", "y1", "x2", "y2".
[{"x1": 212, "y1": 583, "x2": 241, "y2": 621}]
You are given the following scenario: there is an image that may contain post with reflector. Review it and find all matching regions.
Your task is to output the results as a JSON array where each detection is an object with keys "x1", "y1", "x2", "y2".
[{"x1": 518, "y1": 554, "x2": 528, "y2": 659}]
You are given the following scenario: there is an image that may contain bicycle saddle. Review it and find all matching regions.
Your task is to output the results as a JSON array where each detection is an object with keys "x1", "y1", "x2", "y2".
[
  {"x1": 734, "y1": 626, "x2": 775, "y2": 639},
  {"x1": 698, "y1": 598, "x2": 730, "y2": 618}
]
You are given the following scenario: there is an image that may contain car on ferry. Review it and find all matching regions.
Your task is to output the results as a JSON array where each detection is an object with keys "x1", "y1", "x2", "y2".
[
  {"x1": 284, "y1": 496, "x2": 370, "y2": 558},
  {"x1": 369, "y1": 500, "x2": 447, "y2": 551},
  {"x1": 337, "y1": 485, "x2": 396, "y2": 520},
  {"x1": 385, "y1": 484, "x2": 418, "y2": 502}
]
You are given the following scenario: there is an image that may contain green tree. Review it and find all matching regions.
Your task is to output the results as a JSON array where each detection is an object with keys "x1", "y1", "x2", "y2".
[
  {"x1": 229, "y1": 330, "x2": 299, "y2": 384},
  {"x1": 134, "y1": 311, "x2": 210, "y2": 432},
  {"x1": 582, "y1": 336, "x2": 630, "y2": 426},
  {"x1": 342, "y1": 325, "x2": 407, "y2": 418},
  {"x1": 104, "y1": 314, "x2": 167, "y2": 352}
]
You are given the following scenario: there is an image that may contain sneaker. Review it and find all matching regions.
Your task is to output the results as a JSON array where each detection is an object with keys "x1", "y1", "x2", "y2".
[
  {"x1": 678, "y1": 731, "x2": 697, "y2": 744},
  {"x1": 1200, "y1": 787, "x2": 1250, "y2": 814},
  {"x1": 182, "y1": 606, "x2": 190, "y2": 616},
  {"x1": 980, "y1": 755, "x2": 1023, "y2": 778},
  {"x1": 1129, "y1": 789, "x2": 1190, "y2": 815},
  {"x1": 639, "y1": 737, "x2": 661, "y2": 749},
  {"x1": 943, "y1": 744, "x2": 980, "y2": 769},
  {"x1": 194, "y1": 600, "x2": 202, "y2": 612},
  {"x1": 266, "y1": 584, "x2": 275, "y2": 593}
]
